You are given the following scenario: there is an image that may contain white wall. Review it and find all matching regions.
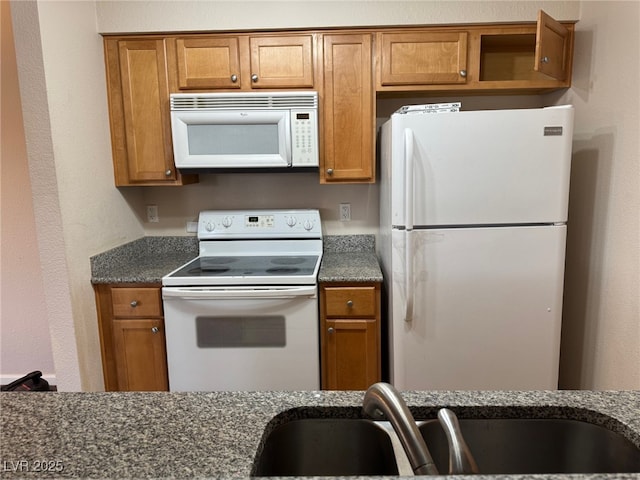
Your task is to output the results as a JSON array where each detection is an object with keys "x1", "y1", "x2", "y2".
[
  {"x1": 554, "y1": 1, "x2": 640, "y2": 389},
  {"x1": 1, "y1": 1, "x2": 55, "y2": 385},
  {"x1": 96, "y1": 1, "x2": 580, "y2": 33},
  {"x1": 10, "y1": 1, "x2": 144, "y2": 390},
  {"x1": 9, "y1": 0, "x2": 639, "y2": 391}
]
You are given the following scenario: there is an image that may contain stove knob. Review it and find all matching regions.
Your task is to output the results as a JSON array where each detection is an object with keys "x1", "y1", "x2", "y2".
[
  {"x1": 205, "y1": 222, "x2": 215, "y2": 232},
  {"x1": 222, "y1": 216, "x2": 233, "y2": 228},
  {"x1": 286, "y1": 216, "x2": 297, "y2": 227},
  {"x1": 303, "y1": 219, "x2": 314, "y2": 231}
]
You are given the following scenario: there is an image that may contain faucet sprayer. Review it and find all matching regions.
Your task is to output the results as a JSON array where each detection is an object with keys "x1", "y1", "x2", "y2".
[{"x1": 363, "y1": 382, "x2": 479, "y2": 475}]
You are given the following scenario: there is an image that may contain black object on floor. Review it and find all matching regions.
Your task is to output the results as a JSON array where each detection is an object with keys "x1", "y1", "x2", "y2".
[{"x1": 1, "y1": 371, "x2": 50, "y2": 391}]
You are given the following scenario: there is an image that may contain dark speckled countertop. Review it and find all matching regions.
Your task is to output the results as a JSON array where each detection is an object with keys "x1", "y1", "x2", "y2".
[
  {"x1": 90, "y1": 234, "x2": 382, "y2": 284},
  {"x1": 319, "y1": 234, "x2": 383, "y2": 283},
  {"x1": 1, "y1": 390, "x2": 638, "y2": 479},
  {"x1": 90, "y1": 236, "x2": 198, "y2": 284}
]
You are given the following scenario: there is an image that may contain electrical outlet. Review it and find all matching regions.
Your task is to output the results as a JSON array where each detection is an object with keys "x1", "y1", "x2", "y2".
[
  {"x1": 339, "y1": 203, "x2": 351, "y2": 222},
  {"x1": 146, "y1": 205, "x2": 159, "y2": 223}
]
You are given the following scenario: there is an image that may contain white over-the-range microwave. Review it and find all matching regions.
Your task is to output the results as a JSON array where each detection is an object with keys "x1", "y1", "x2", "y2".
[{"x1": 170, "y1": 91, "x2": 318, "y2": 171}]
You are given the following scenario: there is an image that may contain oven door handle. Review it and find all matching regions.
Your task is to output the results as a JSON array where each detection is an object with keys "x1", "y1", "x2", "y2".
[{"x1": 162, "y1": 285, "x2": 317, "y2": 300}]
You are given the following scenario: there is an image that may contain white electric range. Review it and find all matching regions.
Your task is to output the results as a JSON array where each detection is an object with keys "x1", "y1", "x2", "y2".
[{"x1": 162, "y1": 209, "x2": 322, "y2": 391}]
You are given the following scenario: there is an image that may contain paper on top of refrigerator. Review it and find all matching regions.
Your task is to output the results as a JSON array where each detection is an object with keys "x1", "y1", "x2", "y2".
[{"x1": 395, "y1": 102, "x2": 461, "y2": 114}]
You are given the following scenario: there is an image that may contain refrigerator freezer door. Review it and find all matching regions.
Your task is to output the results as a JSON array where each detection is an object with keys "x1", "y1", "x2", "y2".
[
  {"x1": 389, "y1": 225, "x2": 566, "y2": 390},
  {"x1": 386, "y1": 106, "x2": 574, "y2": 227}
]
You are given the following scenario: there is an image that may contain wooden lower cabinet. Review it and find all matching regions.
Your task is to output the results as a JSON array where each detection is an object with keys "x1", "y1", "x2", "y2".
[
  {"x1": 320, "y1": 283, "x2": 381, "y2": 390},
  {"x1": 94, "y1": 284, "x2": 168, "y2": 391}
]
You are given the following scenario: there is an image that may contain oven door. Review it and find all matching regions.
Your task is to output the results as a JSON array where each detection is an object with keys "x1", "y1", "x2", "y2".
[
  {"x1": 170, "y1": 110, "x2": 291, "y2": 169},
  {"x1": 162, "y1": 285, "x2": 319, "y2": 391}
]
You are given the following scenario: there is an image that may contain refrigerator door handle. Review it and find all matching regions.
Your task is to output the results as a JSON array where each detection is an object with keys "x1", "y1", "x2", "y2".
[
  {"x1": 404, "y1": 128, "x2": 415, "y2": 231},
  {"x1": 404, "y1": 128, "x2": 415, "y2": 322},
  {"x1": 405, "y1": 230, "x2": 414, "y2": 322}
]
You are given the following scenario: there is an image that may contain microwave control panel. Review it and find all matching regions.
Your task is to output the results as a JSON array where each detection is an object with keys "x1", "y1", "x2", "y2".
[{"x1": 291, "y1": 110, "x2": 319, "y2": 167}]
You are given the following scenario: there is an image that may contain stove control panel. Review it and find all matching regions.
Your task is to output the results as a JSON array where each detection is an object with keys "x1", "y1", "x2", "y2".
[{"x1": 198, "y1": 209, "x2": 321, "y2": 239}]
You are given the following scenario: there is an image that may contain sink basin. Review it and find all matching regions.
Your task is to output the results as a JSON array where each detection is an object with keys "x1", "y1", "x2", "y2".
[
  {"x1": 418, "y1": 418, "x2": 640, "y2": 474},
  {"x1": 253, "y1": 414, "x2": 640, "y2": 476},
  {"x1": 253, "y1": 419, "x2": 399, "y2": 476}
]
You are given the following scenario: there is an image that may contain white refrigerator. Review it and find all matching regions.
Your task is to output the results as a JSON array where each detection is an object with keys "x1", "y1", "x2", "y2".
[{"x1": 378, "y1": 105, "x2": 574, "y2": 390}]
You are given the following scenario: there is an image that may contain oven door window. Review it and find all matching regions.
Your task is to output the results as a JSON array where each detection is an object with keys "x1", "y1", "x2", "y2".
[{"x1": 196, "y1": 316, "x2": 286, "y2": 348}]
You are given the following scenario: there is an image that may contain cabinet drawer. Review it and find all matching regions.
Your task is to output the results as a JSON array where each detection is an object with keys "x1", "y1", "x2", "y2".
[
  {"x1": 324, "y1": 286, "x2": 377, "y2": 318},
  {"x1": 111, "y1": 288, "x2": 162, "y2": 317}
]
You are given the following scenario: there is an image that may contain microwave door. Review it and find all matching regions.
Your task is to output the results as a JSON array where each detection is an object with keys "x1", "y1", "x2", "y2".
[{"x1": 171, "y1": 110, "x2": 291, "y2": 168}]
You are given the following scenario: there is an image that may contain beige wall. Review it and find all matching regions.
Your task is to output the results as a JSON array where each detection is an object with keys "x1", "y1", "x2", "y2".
[
  {"x1": 555, "y1": 1, "x2": 640, "y2": 389},
  {"x1": 1, "y1": 1, "x2": 55, "y2": 384},
  {"x1": 8, "y1": 0, "x2": 638, "y2": 391}
]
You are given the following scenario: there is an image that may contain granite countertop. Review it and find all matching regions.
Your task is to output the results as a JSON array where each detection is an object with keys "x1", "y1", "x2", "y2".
[
  {"x1": 90, "y1": 234, "x2": 382, "y2": 284},
  {"x1": 1, "y1": 390, "x2": 638, "y2": 479},
  {"x1": 319, "y1": 234, "x2": 383, "y2": 283},
  {"x1": 90, "y1": 236, "x2": 198, "y2": 284}
]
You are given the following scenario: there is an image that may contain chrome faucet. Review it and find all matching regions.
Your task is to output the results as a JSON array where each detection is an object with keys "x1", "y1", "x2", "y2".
[
  {"x1": 363, "y1": 382, "x2": 439, "y2": 475},
  {"x1": 363, "y1": 382, "x2": 478, "y2": 476},
  {"x1": 437, "y1": 408, "x2": 479, "y2": 475}
]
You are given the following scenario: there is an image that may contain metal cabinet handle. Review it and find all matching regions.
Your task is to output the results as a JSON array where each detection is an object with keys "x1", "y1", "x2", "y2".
[
  {"x1": 328, "y1": 327, "x2": 335, "y2": 334},
  {"x1": 130, "y1": 300, "x2": 138, "y2": 307},
  {"x1": 326, "y1": 168, "x2": 334, "y2": 175},
  {"x1": 459, "y1": 70, "x2": 467, "y2": 77},
  {"x1": 165, "y1": 169, "x2": 172, "y2": 177},
  {"x1": 151, "y1": 327, "x2": 159, "y2": 334},
  {"x1": 230, "y1": 74, "x2": 238, "y2": 83},
  {"x1": 346, "y1": 300, "x2": 354, "y2": 308},
  {"x1": 541, "y1": 56, "x2": 550, "y2": 64},
  {"x1": 251, "y1": 74, "x2": 258, "y2": 82}
]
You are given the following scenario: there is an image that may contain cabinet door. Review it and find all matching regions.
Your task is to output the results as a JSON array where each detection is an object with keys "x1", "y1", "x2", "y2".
[
  {"x1": 117, "y1": 40, "x2": 176, "y2": 182},
  {"x1": 324, "y1": 319, "x2": 379, "y2": 390},
  {"x1": 105, "y1": 38, "x2": 196, "y2": 186},
  {"x1": 321, "y1": 34, "x2": 374, "y2": 183},
  {"x1": 112, "y1": 318, "x2": 169, "y2": 391},
  {"x1": 175, "y1": 37, "x2": 242, "y2": 89},
  {"x1": 249, "y1": 35, "x2": 314, "y2": 88},
  {"x1": 534, "y1": 10, "x2": 572, "y2": 81},
  {"x1": 378, "y1": 31, "x2": 468, "y2": 86}
]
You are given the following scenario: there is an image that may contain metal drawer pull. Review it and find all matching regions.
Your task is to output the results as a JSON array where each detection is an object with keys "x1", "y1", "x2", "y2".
[
  {"x1": 151, "y1": 327, "x2": 159, "y2": 334},
  {"x1": 346, "y1": 300, "x2": 354, "y2": 308},
  {"x1": 328, "y1": 327, "x2": 335, "y2": 334},
  {"x1": 130, "y1": 300, "x2": 138, "y2": 307}
]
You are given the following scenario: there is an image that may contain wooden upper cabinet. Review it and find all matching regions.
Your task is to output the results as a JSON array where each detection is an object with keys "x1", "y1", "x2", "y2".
[
  {"x1": 249, "y1": 35, "x2": 314, "y2": 88},
  {"x1": 172, "y1": 34, "x2": 314, "y2": 91},
  {"x1": 175, "y1": 37, "x2": 242, "y2": 89},
  {"x1": 376, "y1": 11, "x2": 574, "y2": 93},
  {"x1": 378, "y1": 31, "x2": 469, "y2": 87},
  {"x1": 535, "y1": 10, "x2": 572, "y2": 81},
  {"x1": 474, "y1": 10, "x2": 573, "y2": 90},
  {"x1": 104, "y1": 37, "x2": 196, "y2": 186},
  {"x1": 321, "y1": 33, "x2": 374, "y2": 183}
]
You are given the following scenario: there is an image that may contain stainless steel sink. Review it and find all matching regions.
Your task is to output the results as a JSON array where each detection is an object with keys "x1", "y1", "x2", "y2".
[
  {"x1": 252, "y1": 419, "x2": 399, "y2": 476},
  {"x1": 253, "y1": 415, "x2": 640, "y2": 476},
  {"x1": 418, "y1": 418, "x2": 640, "y2": 475}
]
